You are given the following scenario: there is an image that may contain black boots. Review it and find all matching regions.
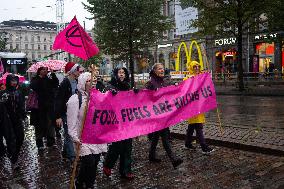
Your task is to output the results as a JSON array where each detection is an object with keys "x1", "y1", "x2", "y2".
[{"x1": 172, "y1": 158, "x2": 183, "y2": 169}]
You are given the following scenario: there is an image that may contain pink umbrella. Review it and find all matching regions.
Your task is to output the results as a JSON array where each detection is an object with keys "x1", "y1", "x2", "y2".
[
  {"x1": 0, "y1": 72, "x2": 26, "y2": 84},
  {"x1": 27, "y1": 60, "x2": 67, "y2": 72}
]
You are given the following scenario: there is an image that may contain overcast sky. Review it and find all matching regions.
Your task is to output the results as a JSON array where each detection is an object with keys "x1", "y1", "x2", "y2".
[{"x1": 0, "y1": 0, "x2": 94, "y2": 30}]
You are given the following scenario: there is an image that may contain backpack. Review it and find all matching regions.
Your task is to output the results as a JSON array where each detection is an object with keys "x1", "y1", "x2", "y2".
[{"x1": 26, "y1": 90, "x2": 38, "y2": 110}]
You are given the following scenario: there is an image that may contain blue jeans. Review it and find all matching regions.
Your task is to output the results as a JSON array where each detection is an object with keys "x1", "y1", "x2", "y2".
[{"x1": 62, "y1": 115, "x2": 75, "y2": 161}]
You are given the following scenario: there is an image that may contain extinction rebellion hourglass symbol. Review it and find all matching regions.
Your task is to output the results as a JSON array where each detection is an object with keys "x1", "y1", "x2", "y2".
[{"x1": 65, "y1": 24, "x2": 82, "y2": 47}]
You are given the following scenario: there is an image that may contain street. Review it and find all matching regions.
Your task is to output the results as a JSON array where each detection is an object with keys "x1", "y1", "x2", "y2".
[{"x1": 1, "y1": 95, "x2": 284, "y2": 189}]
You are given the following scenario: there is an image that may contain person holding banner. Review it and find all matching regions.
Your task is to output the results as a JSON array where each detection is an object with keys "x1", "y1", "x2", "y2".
[
  {"x1": 103, "y1": 67, "x2": 135, "y2": 180},
  {"x1": 145, "y1": 63, "x2": 183, "y2": 169},
  {"x1": 184, "y1": 61, "x2": 214, "y2": 154},
  {"x1": 67, "y1": 72, "x2": 108, "y2": 188}
]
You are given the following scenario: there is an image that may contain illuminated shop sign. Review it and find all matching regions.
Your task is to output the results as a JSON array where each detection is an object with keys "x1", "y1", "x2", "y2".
[
  {"x1": 6, "y1": 59, "x2": 25, "y2": 65},
  {"x1": 254, "y1": 33, "x2": 277, "y2": 40},
  {"x1": 215, "y1": 38, "x2": 236, "y2": 46},
  {"x1": 158, "y1": 44, "x2": 173, "y2": 48}
]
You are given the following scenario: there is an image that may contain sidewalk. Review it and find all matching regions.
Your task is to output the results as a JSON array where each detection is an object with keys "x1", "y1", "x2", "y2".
[
  {"x1": 170, "y1": 121, "x2": 284, "y2": 156},
  {"x1": 214, "y1": 83, "x2": 284, "y2": 96}
]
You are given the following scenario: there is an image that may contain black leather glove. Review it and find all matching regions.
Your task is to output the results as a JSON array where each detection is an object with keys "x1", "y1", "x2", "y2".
[
  {"x1": 111, "y1": 89, "x2": 117, "y2": 96},
  {"x1": 133, "y1": 88, "x2": 139, "y2": 94}
]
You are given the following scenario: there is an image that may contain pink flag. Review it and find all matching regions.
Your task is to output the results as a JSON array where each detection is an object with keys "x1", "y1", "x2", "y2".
[
  {"x1": 82, "y1": 72, "x2": 217, "y2": 144},
  {"x1": 53, "y1": 16, "x2": 99, "y2": 60}
]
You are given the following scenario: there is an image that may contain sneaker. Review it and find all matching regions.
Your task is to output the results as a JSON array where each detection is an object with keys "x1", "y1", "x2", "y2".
[
  {"x1": 36, "y1": 139, "x2": 44, "y2": 150},
  {"x1": 12, "y1": 161, "x2": 20, "y2": 171},
  {"x1": 185, "y1": 144, "x2": 196, "y2": 150},
  {"x1": 121, "y1": 173, "x2": 134, "y2": 180},
  {"x1": 74, "y1": 179, "x2": 84, "y2": 189},
  {"x1": 149, "y1": 157, "x2": 162, "y2": 163},
  {"x1": 103, "y1": 166, "x2": 111, "y2": 177},
  {"x1": 202, "y1": 146, "x2": 215, "y2": 154},
  {"x1": 46, "y1": 137, "x2": 56, "y2": 147},
  {"x1": 172, "y1": 158, "x2": 183, "y2": 169}
]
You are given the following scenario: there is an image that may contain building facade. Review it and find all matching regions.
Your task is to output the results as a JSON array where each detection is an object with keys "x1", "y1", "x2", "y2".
[
  {"x1": 146, "y1": 0, "x2": 284, "y2": 76},
  {"x1": 0, "y1": 20, "x2": 58, "y2": 62}
]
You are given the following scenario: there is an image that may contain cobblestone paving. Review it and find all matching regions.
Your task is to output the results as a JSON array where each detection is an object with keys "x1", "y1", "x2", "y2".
[
  {"x1": 171, "y1": 95, "x2": 284, "y2": 151},
  {"x1": 1, "y1": 127, "x2": 283, "y2": 189}
]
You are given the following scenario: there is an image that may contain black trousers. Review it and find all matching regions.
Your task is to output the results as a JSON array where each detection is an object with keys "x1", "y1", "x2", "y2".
[
  {"x1": 0, "y1": 103, "x2": 23, "y2": 163},
  {"x1": 10, "y1": 119, "x2": 24, "y2": 163},
  {"x1": 149, "y1": 128, "x2": 176, "y2": 162},
  {"x1": 77, "y1": 154, "x2": 101, "y2": 188},
  {"x1": 104, "y1": 138, "x2": 133, "y2": 176}
]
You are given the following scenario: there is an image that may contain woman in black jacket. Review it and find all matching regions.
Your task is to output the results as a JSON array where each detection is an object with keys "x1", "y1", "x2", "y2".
[
  {"x1": 145, "y1": 63, "x2": 183, "y2": 169},
  {"x1": 103, "y1": 67, "x2": 134, "y2": 180},
  {"x1": 30, "y1": 67, "x2": 59, "y2": 149}
]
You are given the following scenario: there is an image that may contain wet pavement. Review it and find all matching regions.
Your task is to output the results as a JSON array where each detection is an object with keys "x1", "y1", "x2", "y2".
[
  {"x1": 1, "y1": 124, "x2": 284, "y2": 189},
  {"x1": 1, "y1": 95, "x2": 284, "y2": 188},
  {"x1": 171, "y1": 95, "x2": 284, "y2": 152}
]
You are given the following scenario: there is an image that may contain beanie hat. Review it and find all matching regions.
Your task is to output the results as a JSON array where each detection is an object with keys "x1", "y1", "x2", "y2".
[{"x1": 65, "y1": 62, "x2": 79, "y2": 74}]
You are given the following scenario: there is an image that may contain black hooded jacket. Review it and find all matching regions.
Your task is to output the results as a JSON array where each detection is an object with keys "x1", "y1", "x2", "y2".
[
  {"x1": 0, "y1": 74, "x2": 25, "y2": 121},
  {"x1": 108, "y1": 67, "x2": 131, "y2": 91}
]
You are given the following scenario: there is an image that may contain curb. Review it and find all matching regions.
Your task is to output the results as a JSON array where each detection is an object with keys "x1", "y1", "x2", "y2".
[
  {"x1": 171, "y1": 132, "x2": 284, "y2": 157},
  {"x1": 216, "y1": 92, "x2": 284, "y2": 96}
]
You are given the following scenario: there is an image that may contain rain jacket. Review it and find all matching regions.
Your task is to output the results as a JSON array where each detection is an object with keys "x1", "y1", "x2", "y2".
[
  {"x1": 184, "y1": 61, "x2": 205, "y2": 124},
  {"x1": 67, "y1": 72, "x2": 107, "y2": 157}
]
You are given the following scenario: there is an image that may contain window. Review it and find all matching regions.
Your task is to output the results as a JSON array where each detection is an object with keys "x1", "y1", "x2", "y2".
[
  {"x1": 44, "y1": 45, "x2": 47, "y2": 50},
  {"x1": 31, "y1": 44, "x2": 34, "y2": 50},
  {"x1": 25, "y1": 44, "x2": 28, "y2": 49},
  {"x1": 167, "y1": 1, "x2": 174, "y2": 17},
  {"x1": 44, "y1": 37, "x2": 47, "y2": 42},
  {"x1": 25, "y1": 35, "x2": 28, "y2": 41},
  {"x1": 16, "y1": 44, "x2": 19, "y2": 50},
  {"x1": 10, "y1": 44, "x2": 13, "y2": 50},
  {"x1": 32, "y1": 53, "x2": 35, "y2": 59},
  {"x1": 31, "y1": 35, "x2": 34, "y2": 42},
  {"x1": 38, "y1": 44, "x2": 40, "y2": 50},
  {"x1": 38, "y1": 54, "x2": 41, "y2": 59},
  {"x1": 37, "y1": 36, "x2": 40, "y2": 42}
]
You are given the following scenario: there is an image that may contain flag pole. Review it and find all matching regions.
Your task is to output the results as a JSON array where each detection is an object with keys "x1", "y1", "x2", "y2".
[
  {"x1": 69, "y1": 64, "x2": 95, "y2": 189},
  {"x1": 216, "y1": 107, "x2": 224, "y2": 135}
]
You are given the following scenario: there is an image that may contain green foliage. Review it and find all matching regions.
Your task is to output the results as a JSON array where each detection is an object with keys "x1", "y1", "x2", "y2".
[
  {"x1": 0, "y1": 39, "x2": 5, "y2": 51},
  {"x1": 180, "y1": 0, "x2": 267, "y2": 37},
  {"x1": 265, "y1": 0, "x2": 284, "y2": 32},
  {"x1": 82, "y1": 52, "x2": 103, "y2": 68},
  {"x1": 84, "y1": 0, "x2": 172, "y2": 60}
]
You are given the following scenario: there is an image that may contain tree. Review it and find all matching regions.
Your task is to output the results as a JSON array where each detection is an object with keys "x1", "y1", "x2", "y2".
[
  {"x1": 84, "y1": 0, "x2": 172, "y2": 87},
  {"x1": 265, "y1": 0, "x2": 284, "y2": 32},
  {"x1": 180, "y1": 0, "x2": 268, "y2": 91},
  {"x1": 0, "y1": 31, "x2": 8, "y2": 52}
]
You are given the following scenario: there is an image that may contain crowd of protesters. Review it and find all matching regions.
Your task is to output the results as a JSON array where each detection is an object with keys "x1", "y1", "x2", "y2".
[{"x1": 0, "y1": 61, "x2": 214, "y2": 188}]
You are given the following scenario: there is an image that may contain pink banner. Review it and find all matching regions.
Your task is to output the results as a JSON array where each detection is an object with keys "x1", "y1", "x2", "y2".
[{"x1": 82, "y1": 72, "x2": 217, "y2": 144}]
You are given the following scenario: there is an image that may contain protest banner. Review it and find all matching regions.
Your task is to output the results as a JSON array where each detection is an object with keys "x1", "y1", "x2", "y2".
[{"x1": 82, "y1": 72, "x2": 217, "y2": 144}]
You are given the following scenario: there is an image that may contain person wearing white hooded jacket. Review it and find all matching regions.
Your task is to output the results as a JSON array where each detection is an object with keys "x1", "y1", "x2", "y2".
[{"x1": 67, "y1": 72, "x2": 107, "y2": 188}]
